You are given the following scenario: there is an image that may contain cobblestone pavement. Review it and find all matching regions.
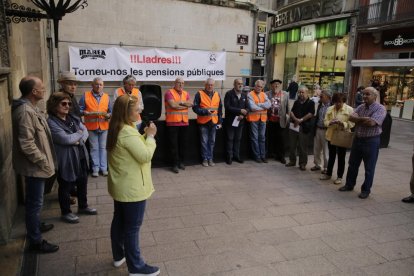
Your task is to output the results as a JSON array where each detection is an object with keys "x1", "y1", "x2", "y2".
[{"x1": 35, "y1": 119, "x2": 414, "y2": 275}]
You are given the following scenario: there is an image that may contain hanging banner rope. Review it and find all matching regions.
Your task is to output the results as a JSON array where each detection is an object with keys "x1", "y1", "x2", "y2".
[{"x1": 69, "y1": 46, "x2": 226, "y2": 81}]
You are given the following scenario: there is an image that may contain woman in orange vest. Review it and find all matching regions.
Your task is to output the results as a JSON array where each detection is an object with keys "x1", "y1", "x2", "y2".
[
  {"x1": 247, "y1": 80, "x2": 271, "y2": 163},
  {"x1": 79, "y1": 77, "x2": 112, "y2": 177},
  {"x1": 165, "y1": 77, "x2": 193, "y2": 173},
  {"x1": 114, "y1": 75, "x2": 144, "y2": 129},
  {"x1": 192, "y1": 78, "x2": 223, "y2": 167}
]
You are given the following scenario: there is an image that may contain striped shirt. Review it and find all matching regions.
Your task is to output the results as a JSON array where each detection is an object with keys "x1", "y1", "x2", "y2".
[{"x1": 353, "y1": 102, "x2": 386, "y2": 138}]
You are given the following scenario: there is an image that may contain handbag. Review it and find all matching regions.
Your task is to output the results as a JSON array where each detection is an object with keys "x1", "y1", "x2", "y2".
[{"x1": 331, "y1": 128, "x2": 354, "y2": 148}]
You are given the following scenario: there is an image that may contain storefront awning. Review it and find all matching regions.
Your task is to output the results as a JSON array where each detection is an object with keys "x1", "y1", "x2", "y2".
[{"x1": 351, "y1": 59, "x2": 414, "y2": 67}]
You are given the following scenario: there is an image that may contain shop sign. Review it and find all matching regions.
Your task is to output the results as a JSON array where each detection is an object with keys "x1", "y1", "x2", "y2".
[
  {"x1": 271, "y1": 0, "x2": 343, "y2": 28},
  {"x1": 256, "y1": 33, "x2": 266, "y2": 58},
  {"x1": 383, "y1": 34, "x2": 414, "y2": 49},
  {"x1": 300, "y1": 24, "x2": 316, "y2": 41},
  {"x1": 237, "y1": 34, "x2": 248, "y2": 45}
]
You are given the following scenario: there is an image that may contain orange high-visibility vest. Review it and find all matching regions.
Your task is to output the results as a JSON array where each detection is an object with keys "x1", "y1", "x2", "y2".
[
  {"x1": 196, "y1": 90, "x2": 220, "y2": 124},
  {"x1": 247, "y1": 91, "x2": 267, "y2": 122},
  {"x1": 83, "y1": 91, "x2": 110, "y2": 131},
  {"x1": 165, "y1": 89, "x2": 189, "y2": 123},
  {"x1": 116, "y1": 87, "x2": 141, "y2": 121}
]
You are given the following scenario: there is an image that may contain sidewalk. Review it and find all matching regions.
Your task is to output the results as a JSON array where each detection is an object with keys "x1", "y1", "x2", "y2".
[{"x1": 27, "y1": 119, "x2": 414, "y2": 275}]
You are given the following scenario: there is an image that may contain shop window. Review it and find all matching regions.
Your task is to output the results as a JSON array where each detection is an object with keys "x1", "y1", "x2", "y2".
[{"x1": 283, "y1": 42, "x2": 298, "y2": 89}]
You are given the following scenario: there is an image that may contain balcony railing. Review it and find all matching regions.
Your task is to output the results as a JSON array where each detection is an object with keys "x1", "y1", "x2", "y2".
[{"x1": 358, "y1": 0, "x2": 414, "y2": 27}]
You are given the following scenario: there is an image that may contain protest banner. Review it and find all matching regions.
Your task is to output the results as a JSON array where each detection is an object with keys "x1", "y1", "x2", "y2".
[{"x1": 69, "y1": 46, "x2": 226, "y2": 81}]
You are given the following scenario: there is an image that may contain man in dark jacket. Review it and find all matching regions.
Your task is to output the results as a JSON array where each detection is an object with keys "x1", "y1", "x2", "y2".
[
  {"x1": 12, "y1": 76, "x2": 59, "y2": 253},
  {"x1": 224, "y1": 79, "x2": 248, "y2": 164},
  {"x1": 286, "y1": 85, "x2": 315, "y2": 171}
]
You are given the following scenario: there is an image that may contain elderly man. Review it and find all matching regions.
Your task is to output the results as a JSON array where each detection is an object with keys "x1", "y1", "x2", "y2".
[
  {"x1": 165, "y1": 77, "x2": 193, "y2": 173},
  {"x1": 311, "y1": 89, "x2": 332, "y2": 173},
  {"x1": 12, "y1": 76, "x2": 59, "y2": 253},
  {"x1": 224, "y1": 78, "x2": 248, "y2": 164},
  {"x1": 247, "y1": 80, "x2": 271, "y2": 163},
  {"x1": 266, "y1": 79, "x2": 290, "y2": 164},
  {"x1": 192, "y1": 78, "x2": 223, "y2": 167},
  {"x1": 338, "y1": 87, "x2": 386, "y2": 199},
  {"x1": 114, "y1": 75, "x2": 144, "y2": 129},
  {"x1": 286, "y1": 86, "x2": 315, "y2": 170},
  {"x1": 79, "y1": 78, "x2": 112, "y2": 177},
  {"x1": 57, "y1": 71, "x2": 82, "y2": 118}
]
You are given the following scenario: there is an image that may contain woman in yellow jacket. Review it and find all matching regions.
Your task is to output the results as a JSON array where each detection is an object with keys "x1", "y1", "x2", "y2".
[
  {"x1": 320, "y1": 93, "x2": 355, "y2": 185},
  {"x1": 106, "y1": 94, "x2": 160, "y2": 276}
]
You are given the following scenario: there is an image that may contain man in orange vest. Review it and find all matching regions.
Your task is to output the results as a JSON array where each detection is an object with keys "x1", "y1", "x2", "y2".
[
  {"x1": 114, "y1": 75, "x2": 144, "y2": 129},
  {"x1": 79, "y1": 77, "x2": 112, "y2": 177},
  {"x1": 247, "y1": 80, "x2": 271, "y2": 163},
  {"x1": 192, "y1": 78, "x2": 223, "y2": 167},
  {"x1": 165, "y1": 77, "x2": 193, "y2": 173}
]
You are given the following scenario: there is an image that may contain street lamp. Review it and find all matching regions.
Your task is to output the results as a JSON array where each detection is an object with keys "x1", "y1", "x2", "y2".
[{"x1": 5, "y1": 0, "x2": 88, "y2": 47}]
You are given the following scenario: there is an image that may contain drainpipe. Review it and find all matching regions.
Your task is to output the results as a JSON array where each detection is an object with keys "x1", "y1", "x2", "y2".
[{"x1": 46, "y1": 20, "x2": 55, "y2": 93}]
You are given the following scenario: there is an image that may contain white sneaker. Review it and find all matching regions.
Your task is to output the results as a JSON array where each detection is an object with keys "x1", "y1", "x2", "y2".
[
  {"x1": 91, "y1": 171, "x2": 99, "y2": 177},
  {"x1": 208, "y1": 160, "x2": 215, "y2": 166},
  {"x1": 202, "y1": 160, "x2": 208, "y2": 167},
  {"x1": 113, "y1": 257, "x2": 126, "y2": 268},
  {"x1": 334, "y1": 178, "x2": 342, "y2": 185}
]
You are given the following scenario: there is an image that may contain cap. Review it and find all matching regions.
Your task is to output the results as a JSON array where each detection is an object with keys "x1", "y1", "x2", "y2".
[{"x1": 57, "y1": 71, "x2": 79, "y2": 83}]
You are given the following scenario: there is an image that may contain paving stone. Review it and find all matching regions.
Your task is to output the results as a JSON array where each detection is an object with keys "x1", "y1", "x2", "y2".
[
  {"x1": 369, "y1": 239, "x2": 414, "y2": 261},
  {"x1": 211, "y1": 265, "x2": 281, "y2": 276},
  {"x1": 267, "y1": 195, "x2": 310, "y2": 205},
  {"x1": 292, "y1": 222, "x2": 344, "y2": 239},
  {"x1": 361, "y1": 257, "x2": 414, "y2": 276},
  {"x1": 204, "y1": 221, "x2": 257, "y2": 237},
  {"x1": 292, "y1": 211, "x2": 338, "y2": 225},
  {"x1": 37, "y1": 256, "x2": 76, "y2": 276},
  {"x1": 153, "y1": 226, "x2": 209, "y2": 244},
  {"x1": 331, "y1": 217, "x2": 380, "y2": 232},
  {"x1": 225, "y1": 208, "x2": 273, "y2": 221},
  {"x1": 141, "y1": 217, "x2": 185, "y2": 232},
  {"x1": 328, "y1": 206, "x2": 374, "y2": 219},
  {"x1": 321, "y1": 231, "x2": 377, "y2": 251},
  {"x1": 246, "y1": 228, "x2": 302, "y2": 246},
  {"x1": 369, "y1": 212, "x2": 414, "y2": 227},
  {"x1": 146, "y1": 206, "x2": 194, "y2": 219},
  {"x1": 323, "y1": 247, "x2": 387, "y2": 270},
  {"x1": 181, "y1": 212, "x2": 230, "y2": 227},
  {"x1": 251, "y1": 216, "x2": 299, "y2": 231},
  {"x1": 368, "y1": 225, "x2": 414, "y2": 243},
  {"x1": 190, "y1": 202, "x2": 236, "y2": 214},
  {"x1": 141, "y1": 241, "x2": 202, "y2": 262},
  {"x1": 276, "y1": 238, "x2": 334, "y2": 260},
  {"x1": 271, "y1": 255, "x2": 340, "y2": 275}
]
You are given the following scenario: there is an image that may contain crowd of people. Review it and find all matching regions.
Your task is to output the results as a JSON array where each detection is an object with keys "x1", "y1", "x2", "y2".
[{"x1": 11, "y1": 72, "x2": 413, "y2": 276}]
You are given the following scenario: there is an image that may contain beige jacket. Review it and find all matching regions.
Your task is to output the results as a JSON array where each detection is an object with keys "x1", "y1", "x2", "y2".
[{"x1": 12, "y1": 98, "x2": 57, "y2": 178}]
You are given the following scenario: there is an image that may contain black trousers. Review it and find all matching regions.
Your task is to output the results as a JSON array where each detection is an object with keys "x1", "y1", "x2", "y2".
[
  {"x1": 57, "y1": 159, "x2": 88, "y2": 215},
  {"x1": 266, "y1": 121, "x2": 286, "y2": 160},
  {"x1": 327, "y1": 141, "x2": 347, "y2": 178},
  {"x1": 226, "y1": 123, "x2": 244, "y2": 159},
  {"x1": 167, "y1": 126, "x2": 189, "y2": 166}
]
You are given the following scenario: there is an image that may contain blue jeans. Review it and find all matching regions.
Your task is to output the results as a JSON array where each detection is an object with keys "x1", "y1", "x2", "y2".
[
  {"x1": 25, "y1": 177, "x2": 45, "y2": 244},
  {"x1": 111, "y1": 200, "x2": 146, "y2": 273},
  {"x1": 199, "y1": 124, "x2": 216, "y2": 161},
  {"x1": 345, "y1": 136, "x2": 380, "y2": 194},
  {"x1": 250, "y1": 121, "x2": 266, "y2": 159},
  {"x1": 88, "y1": 129, "x2": 108, "y2": 173}
]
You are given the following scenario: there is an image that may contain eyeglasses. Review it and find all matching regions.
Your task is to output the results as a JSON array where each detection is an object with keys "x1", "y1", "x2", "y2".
[{"x1": 60, "y1": 101, "x2": 72, "y2": 107}]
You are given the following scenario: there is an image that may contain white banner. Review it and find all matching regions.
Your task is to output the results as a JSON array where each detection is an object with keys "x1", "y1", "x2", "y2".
[{"x1": 68, "y1": 46, "x2": 226, "y2": 81}]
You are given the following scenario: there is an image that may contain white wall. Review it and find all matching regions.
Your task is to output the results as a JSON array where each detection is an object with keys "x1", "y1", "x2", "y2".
[{"x1": 58, "y1": 0, "x2": 255, "y2": 94}]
